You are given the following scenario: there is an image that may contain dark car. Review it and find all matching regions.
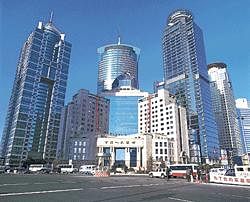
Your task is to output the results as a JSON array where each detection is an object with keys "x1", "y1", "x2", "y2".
[{"x1": 225, "y1": 169, "x2": 235, "y2": 176}]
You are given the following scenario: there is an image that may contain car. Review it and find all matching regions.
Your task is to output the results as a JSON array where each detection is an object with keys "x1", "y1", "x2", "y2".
[
  {"x1": 210, "y1": 168, "x2": 227, "y2": 176},
  {"x1": 224, "y1": 169, "x2": 235, "y2": 176},
  {"x1": 148, "y1": 168, "x2": 170, "y2": 179}
]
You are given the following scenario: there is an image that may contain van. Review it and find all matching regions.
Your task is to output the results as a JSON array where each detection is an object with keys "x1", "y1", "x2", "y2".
[
  {"x1": 79, "y1": 165, "x2": 96, "y2": 175},
  {"x1": 57, "y1": 164, "x2": 77, "y2": 174}
]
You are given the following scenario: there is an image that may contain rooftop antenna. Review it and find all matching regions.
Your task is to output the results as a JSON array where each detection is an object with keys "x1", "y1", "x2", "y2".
[
  {"x1": 117, "y1": 27, "x2": 121, "y2": 45},
  {"x1": 118, "y1": 35, "x2": 121, "y2": 45},
  {"x1": 49, "y1": 11, "x2": 54, "y2": 23}
]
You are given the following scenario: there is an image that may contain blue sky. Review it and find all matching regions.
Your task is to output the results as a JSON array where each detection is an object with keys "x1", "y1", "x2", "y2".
[{"x1": 1, "y1": 0, "x2": 250, "y2": 140}]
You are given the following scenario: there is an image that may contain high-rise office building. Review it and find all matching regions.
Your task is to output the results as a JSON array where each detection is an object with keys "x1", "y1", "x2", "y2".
[
  {"x1": 0, "y1": 16, "x2": 71, "y2": 166},
  {"x1": 208, "y1": 63, "x2": 242, "y2": 156},
  {"x1": 162, "y1": 10, "x2": 219, "y2": 163},
  {"x1": 97, "y1": 38, "x2": 140, "y2": 94},
  {"x1": 236, "y1": 98, "x2": 250, "y2": 154},
  {"x1": 57, "y1": 89, "x2": 109, "y2": 162},
  {"x1": 138, "y1": 87, "x2": 189, "y2": 164},
  {"x1": 100, "y1": 73, "x2": 148, "y2": 135}
]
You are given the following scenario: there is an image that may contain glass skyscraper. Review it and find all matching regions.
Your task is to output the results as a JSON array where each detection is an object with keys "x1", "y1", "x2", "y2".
[
  {"x1": 97, "y1": 38, "x2": 140, "y2": 94},
  {"x1": 236, "y1": 98, "x2": 250, "y2": 154},
  {"x1": 208, "y1": 63, "x2": 242, "y2": 156},
  {"x1": 162, "y1": 10, "x2": 219, "y2": 163},
  {"x1": 0, "y1": 17, "x2": 71, "y2": 166},
  {"x1": 100, "y1": 73, "x2": 148, "y2": 135}
]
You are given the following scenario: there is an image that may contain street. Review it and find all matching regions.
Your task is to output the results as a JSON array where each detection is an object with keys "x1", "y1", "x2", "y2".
[{"x1": 0, "y1": 174, "x2": 249, "y2": 202}]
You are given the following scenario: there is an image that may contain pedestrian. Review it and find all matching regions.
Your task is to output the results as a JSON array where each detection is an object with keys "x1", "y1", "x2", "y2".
[
  {"x1": 166, "y1": 166, "x2": 170, "y2": 181},
  {"x1": 197, "y1": 168, "x2": 201, "y2": 183},
  {"x1": 186, "y1": 168, "x2": 191, "y2": 182}
]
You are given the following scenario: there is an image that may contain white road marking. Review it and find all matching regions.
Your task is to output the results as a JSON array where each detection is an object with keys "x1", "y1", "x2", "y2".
[
  {"x1": 0, "y1": 188, "x2": 83, "y2": 197},
  {"x1": 231, "y1": 194, "x2": 250, "y2": 199},
  {"x1": 206, "y1": 183, "x2": 250, "y2": 189},
  {"x1": 0, "y1": 183, "x2": 29, "y2": 187},
  {"x1": 168, "y1": 197, "x2": 194, "y2": 202},
  {"x1": 100, "y1": 183, "x2": 160, "y2": 189}
]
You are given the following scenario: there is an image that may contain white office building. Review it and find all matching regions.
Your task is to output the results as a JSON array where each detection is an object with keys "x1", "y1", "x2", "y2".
[{"x1": 138, "y1": 87, "x2": 189, "y2": 164}]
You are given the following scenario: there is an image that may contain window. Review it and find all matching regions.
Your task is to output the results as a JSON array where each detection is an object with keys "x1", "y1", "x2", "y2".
[
  {"x1": 155, "y1": 142, "x2": 158, "y2": 147},
  {"x1": 74, "y1": 141, "x2": 77, "y2": 146},
  {"x1": 155, "y1": 149, "x2": 158, "y2": 154}
]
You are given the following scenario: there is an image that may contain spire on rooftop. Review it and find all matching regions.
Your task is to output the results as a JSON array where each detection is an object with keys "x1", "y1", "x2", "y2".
[{"x1": 49, "y1": 11, "x2": 54, "y2": 23}]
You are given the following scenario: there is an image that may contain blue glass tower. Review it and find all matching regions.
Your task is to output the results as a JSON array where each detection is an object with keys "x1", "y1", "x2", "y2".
[
  {"x1": 100, "y1": 73, "x2": 148, "y2": 135},
  {"x1": 97, "y1": 37, "x2": 140, "y2": 94},
  {"x1": 0, "y1": 16, "x2": 71, "y2": 166},
  {"x1": 162, "y1": 10, "x2": 219, "y2": 163},
  {"x1": 236, "y1": 98, "x2": 250, "y2": 154}
]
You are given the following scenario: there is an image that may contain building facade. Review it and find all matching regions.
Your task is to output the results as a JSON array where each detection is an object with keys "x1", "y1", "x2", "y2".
[
  {"x1": 0, "y1": 18, "x2": 71, "y2": 166},
  {"x1": 56, "y1": 89, "x2": 109, "y2": 162},
  {"x1": 236, "y1": 98, "x2": 250, "y2": 154},
  {"x1": 138, "y1": 87, "x2": 189, "y2": 164},
  {"x1": 96, "y1": 133, "x2": 175, "y2": 171},
  {"x1": 162, "y1": 10, "x2": 219, "y2": 163},
  {"x1": 97, "y1": 38, "x2": 140, "y2": 93},
  {"x1": 208, "y1": 63, "x2": 242, "y2": 156},
  {"x1": 100, "y1": 73, "x2": 148, "y2": 135}
]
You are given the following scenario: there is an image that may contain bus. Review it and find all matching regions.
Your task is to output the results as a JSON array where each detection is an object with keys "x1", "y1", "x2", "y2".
[
  {"x1": 57, "y1": 164, "x2": 77, "y2": 174},
  {"x1": 169, "y1": 164, "x2": 198, "y2": 178}
]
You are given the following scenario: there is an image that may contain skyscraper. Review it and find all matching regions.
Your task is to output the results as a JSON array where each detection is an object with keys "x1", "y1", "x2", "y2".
[
  {"x1": 208, "y1": 63, "x2": 242, "y2": 156},
  {"x1": 97, "y1": 37, "x2": 140, "y2": 94},
  {"x1": 56, "y1": 89, "x2": 109, "y2": 162},
  {"x1": 99, "y1": 73, "x2": 148, "y2": 135},
  {"x1": 0, "y1": 16, "x2": 71, "y2": 166},
  {"x1": 236, "y1": 98, "x2": 250, "y2": 154},
  {"x1": 162, "y1": 10, "x2": 219, "y2": 163}
]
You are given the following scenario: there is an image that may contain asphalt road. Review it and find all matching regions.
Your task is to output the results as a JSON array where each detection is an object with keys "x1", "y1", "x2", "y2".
[{"x1": 0, "y1": 174, "x2": 249, "y2": 202}]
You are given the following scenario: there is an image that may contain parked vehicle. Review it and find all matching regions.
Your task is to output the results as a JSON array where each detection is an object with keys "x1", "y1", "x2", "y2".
[
  {"x1": 79, "y1": 165, "x2": 96, "y2": 175},
  {"x1": 29, "y1": 164, "x2": 45, "y2": 173},
  {"x1": 210, "y1": 168, "x2": 227, "y2": 176},
  {"x1": 148, "y1": 168, "x2": 169, "y2": 179},
  {"x1": 234, "y1": 165, "x2": 250, "y2": 178},
  {"x1": 57, "y1": 164, "x2": 77, "y2": 174},
  {"x1": 224, "y1": 168, "x2": 235, "y2": 176},
  {"x1": 169, "y1": 164, "x2": 198, "y2": 178}
]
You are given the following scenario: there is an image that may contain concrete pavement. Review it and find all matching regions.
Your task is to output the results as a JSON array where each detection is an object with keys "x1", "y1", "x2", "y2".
[{"x1": 0, "y1": 174, "x2": 249, "y2": 202}]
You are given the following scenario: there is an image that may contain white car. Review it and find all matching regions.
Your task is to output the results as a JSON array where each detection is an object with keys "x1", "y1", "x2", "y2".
[
  {"x1": 79, "y1": 165, "x2": 96, "y2": 175},
  {"x1": 149, "y1": 168, "x2": 169, "y2": 179}
]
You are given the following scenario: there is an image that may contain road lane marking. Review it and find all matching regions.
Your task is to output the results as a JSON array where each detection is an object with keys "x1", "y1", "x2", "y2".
[
  {"x1": 168, "y1": 197, "x2": 194, "y2": 202},
  {"x1": 0, "y1": 183, "x2": 29, "y2": 187},
  {"x1": 0, "y1": 188, "x2": 83, "y2": 197},
  {"x1": 231, "y1": 194, "x2": 250, "y2": 199},
  {"x1": 100, "y1": 183, "x2": 160, "y2": 189}
]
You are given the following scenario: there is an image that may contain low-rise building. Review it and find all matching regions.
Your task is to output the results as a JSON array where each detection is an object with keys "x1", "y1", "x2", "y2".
[{"x1": 96, "y1": 133, "x2": 176, "y2": 171}]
